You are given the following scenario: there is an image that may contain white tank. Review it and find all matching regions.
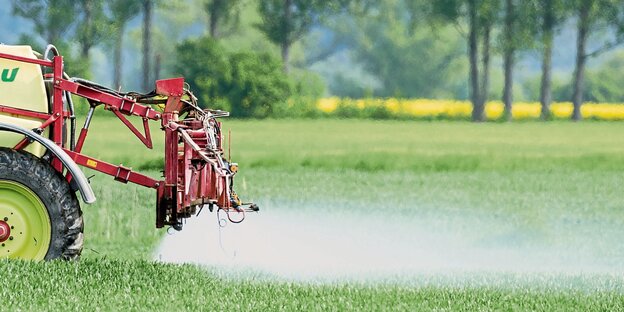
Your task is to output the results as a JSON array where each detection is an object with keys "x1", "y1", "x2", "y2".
[{"x1": 0, "y1": 45, "x2": 50, "y2": 156}]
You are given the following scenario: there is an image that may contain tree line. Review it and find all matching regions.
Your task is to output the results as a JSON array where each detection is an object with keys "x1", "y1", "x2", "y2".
[
  {"x1": 8, "y1": 0, "x2": 624, "y2": 121},
  {"x1": 423, "y1": 0, "x2": 624, "y2": 121}
]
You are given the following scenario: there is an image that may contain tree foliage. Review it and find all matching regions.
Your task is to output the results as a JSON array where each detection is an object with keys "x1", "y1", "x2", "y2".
[
  {"x1": 174, "y1": 37, "x2": 291, "y2": 118},
  {"x1": 570, "y1": 0, "x2": 624, "y2": 120},
  {"x1": 256, "y1": 0, "x2": 350, "y2": 72},
  {"x1": 228, "y1": 52, "x2": 292, "y2": 117},
  {"x1": 204, "y1": 0, "x2": 242, "y2": 38},
  {"x1": 11, "y1": 0, "x2": 77, "y2": 44},
  {"x1": 346, "y1": 0, "x2": 466, "y2": 98},
  {"x1": 75, "y1": 0, "x2": 110, "y2": 59},
  {"x1": 108, "y1": 0, "x2": 142, "y2": 89},
  {"x1": 577, "y1": 52, "x2": 624, "y2": 103}
]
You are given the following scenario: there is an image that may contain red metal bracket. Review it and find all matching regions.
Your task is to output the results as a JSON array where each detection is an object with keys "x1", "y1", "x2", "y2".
[
  {"x1": 156, "y1": 78, "x2": 184, "y2": 97},
  {"x1": 13, "y1": 112, "x2": 61, "y2": 150},
  {"x1": 63, "y1": 149, "x2": 161, "y2": 189},
  {"x1": 0, "y1": 105, "x2": 53, "y2": 120},
  {"x1": 0, "y1": 52, "x2": 53, "y2": 67},
  {"x1": 110, "y1": 109, "x2": 153, "y2": 149},
  {"x1": 57, "y1": 79, "x2": 161, "y2": 120},
  {"x1": 114, "y1": 165, "x2": 132, "y2": 184},
  {"x1": 119, "y1": 97, "x2": 136, "y2": 115}
]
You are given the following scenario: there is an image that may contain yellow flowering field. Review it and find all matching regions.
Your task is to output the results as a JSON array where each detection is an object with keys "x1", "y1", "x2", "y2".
[{"x1": 316, "y1": 98, "x2": 624, "y2": 121}]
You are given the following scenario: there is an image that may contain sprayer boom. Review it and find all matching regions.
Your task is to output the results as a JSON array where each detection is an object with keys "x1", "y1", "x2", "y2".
[{"x1": 0, "y1": 46, "x2": 256, "y2": 235}]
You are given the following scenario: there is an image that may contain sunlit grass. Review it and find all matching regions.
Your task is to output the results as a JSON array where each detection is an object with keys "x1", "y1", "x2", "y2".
[{"x1": 2, "y1": 259, "x2": 624, "y2": 311}]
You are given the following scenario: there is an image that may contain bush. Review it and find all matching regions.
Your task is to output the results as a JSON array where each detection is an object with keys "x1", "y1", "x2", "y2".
[
  {"x1": 173, "y1": 37, "x2": 290, "y2": 118},
  {"x1": 228, "y1": 52, "x2": 291, "y2": 118},
  {"x1": 174, "y1": 37, "x2": 231, "y2": 111},
  {"x1": 272, "y1": 71, "x2": 326, "y2": 118}
]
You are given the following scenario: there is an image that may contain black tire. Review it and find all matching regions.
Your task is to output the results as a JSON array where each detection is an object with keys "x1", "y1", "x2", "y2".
[{"x1": 0, "y1": 147, "x2": 84, "y2": 260}]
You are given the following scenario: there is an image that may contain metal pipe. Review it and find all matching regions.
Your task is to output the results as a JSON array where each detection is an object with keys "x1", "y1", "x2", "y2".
[
  {"x1": 63, "y1": 85, "x2": 76, "y2": 150},
  {"x1": 83, "y1": 105, "x2": 96, "y2": 129},
  {"x1": 44, "y1": 44, "x2": 60, "y2": 60}
]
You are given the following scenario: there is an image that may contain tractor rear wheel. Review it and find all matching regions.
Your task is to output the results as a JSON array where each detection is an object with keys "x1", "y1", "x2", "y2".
[{"x1": 0, "y1": 148, "x2": 83, "y2": 261}]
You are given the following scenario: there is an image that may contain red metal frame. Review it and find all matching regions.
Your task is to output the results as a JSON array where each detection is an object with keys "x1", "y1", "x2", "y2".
[{"x1": 0, "y1": 51, "x2": 248, "y2": 229}]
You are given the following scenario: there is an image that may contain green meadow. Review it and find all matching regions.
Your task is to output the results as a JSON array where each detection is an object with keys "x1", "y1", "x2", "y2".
[{"x1": 3, "y1": 118, "x2": 624, "y2": 310}]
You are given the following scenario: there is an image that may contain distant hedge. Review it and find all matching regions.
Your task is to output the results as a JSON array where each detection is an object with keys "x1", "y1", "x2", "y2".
[{"x1": 312, "y1": 98, "x2": 624, "y2": 121}]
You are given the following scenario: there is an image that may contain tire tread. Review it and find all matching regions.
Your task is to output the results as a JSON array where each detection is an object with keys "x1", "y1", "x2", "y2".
[{"x1": 0, "y1": 147, "x2": 84, "y2": 260}]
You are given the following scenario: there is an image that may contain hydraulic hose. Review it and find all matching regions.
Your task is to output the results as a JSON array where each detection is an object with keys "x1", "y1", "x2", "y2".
[{"x1": 44, "y1": 44, "x2": 77, "y2": 150}]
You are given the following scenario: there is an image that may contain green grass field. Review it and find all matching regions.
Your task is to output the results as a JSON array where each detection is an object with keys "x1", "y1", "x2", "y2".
[{"x1": 3, "y1": 118, "x2": 624, "y2": 310}]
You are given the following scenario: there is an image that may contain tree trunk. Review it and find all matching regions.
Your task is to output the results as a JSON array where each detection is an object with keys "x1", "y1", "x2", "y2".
[
  {"x1": 209, "y1": 10, "x2": 219, "y2": 37},
  {"x1": 81, "y1": 0, "x2": 93, "y2": 59},
  {"x1": 281, "y1": 42, "x2": 291, "y2": 74},
  {"x1": 540, "y1": 39, "x2": 553, "y2": 120},
  {"x1": 503, "y1": 50, "x2": 514, "y2": 122},
  {"x1": 154, "y1": 54, "x2": 161, "y2": 81},
  {"x1": 281, "y1": 0, "x2": 293, "y2": 73},
  {"x1": 468, "y1": 0, "x2": 482, "y2": 122},
  {"x1": 113, "y1": 23, "x2": 125, "y2": 90},
  {"x1": 540, "y1": 0, "x2": 554, "y2": 120},
  {"x1": 572, "y1": 1, "x2": 590, "y2": 121},
  {"x1": 478, "y1": 23, "x2": 491, "y2": 122},
  {"x1": 502, "y1": 0, "x2": 514, "y2": 121},
  {"x1": 142, "y1": 0, "x2": 153, "y2": 92},
  {"x1": 208, "y1": 0, "x2": 221, "y2": 38}
]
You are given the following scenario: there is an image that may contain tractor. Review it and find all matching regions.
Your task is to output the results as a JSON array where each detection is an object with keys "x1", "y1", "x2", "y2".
[{"x1": 0, "y1": 44, "x2": 257, "y2": 261}]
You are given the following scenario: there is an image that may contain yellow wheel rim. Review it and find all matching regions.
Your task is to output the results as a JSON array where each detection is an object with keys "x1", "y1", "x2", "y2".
[{"x1": 0, "y1": 180, "x2": 51, "y2": 260}]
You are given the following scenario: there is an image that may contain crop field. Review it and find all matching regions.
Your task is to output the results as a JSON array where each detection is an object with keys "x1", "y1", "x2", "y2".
[
  {"x1": 3, "y1": 118, "x2": 624, "y2": 310},
  {"x1": 316, "y1": 98, "x2": 624, "y2": 121}
]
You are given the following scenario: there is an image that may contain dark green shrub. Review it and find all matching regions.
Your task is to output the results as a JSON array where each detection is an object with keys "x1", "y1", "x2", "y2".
[
  {"x1": 173, "y1": 37, "x2": 291, "y2": 118},
  {"x1": 174, "y1": 37, "x2": 232, "y2": 111},
  {"x1": 334, "y1": 100, "x2": 362, "y2": 118},
  {"x1": 362, "y1": 105, "x2": 392, "y2": 119},
  {"x1": 227, "y1": 52, "x2": 291, "y2": 118}
]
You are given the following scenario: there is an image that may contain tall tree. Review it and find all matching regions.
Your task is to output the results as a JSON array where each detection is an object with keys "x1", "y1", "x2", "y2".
[
  {"x1": 204, "y1": 0, "x2": 242, "y2": 38},
  {"x1": 11, "y1": 0, "x2": 77, "y2": 44},
  {"x1": 571, "y1": 0, "x2": 624, "y2": 121},
  {"x1": 142, "y1": 0, "x2": 153, "y2": 91},
  {"x1": 468, "y1": 0, "x2": 482, "y2": 121},
  {"x1": 108, "y1": 0, "x2": 141, "y2": 89},
  {"x1": 501, "y1": 0, "x2": 515, "y2": 120},
  {"x1": 256, "y1": 0, "x2": 350, "y2": 73},
  {"x1": 499, "y1": 0, "x2": 536, "y2": 121},
  {"x1": 430, "y1": 0, "x2": 499, "y2": 122},
  {"x1": 525, "y1": 0, "x2": 570, "y2": 119},
  {"x1": 478, "y1": 0, "x2": 499, "y2": 120},
  {"x1": 76, "y1": 0, "x2": 109, "y2": 60},
  {"x1": 571, "y1": 0, "x2": 591, "y2": 121},
  {"x1": 535, "y1": 0, "x2": 567, "y2": 120}
]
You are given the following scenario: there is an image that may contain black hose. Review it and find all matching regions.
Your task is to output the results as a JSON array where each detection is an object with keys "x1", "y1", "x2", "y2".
[{"x1": 64, "y1": 89, "x2": 76, "y2": 150}]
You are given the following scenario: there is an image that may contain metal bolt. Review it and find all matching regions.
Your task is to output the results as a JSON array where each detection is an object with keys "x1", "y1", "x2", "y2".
[
  {"x1": 3, "y1": 217, "x2": 7, "y2": 221},
  {"x1": 8, "y1": 236, "x2": 12, "y2": 241}
]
